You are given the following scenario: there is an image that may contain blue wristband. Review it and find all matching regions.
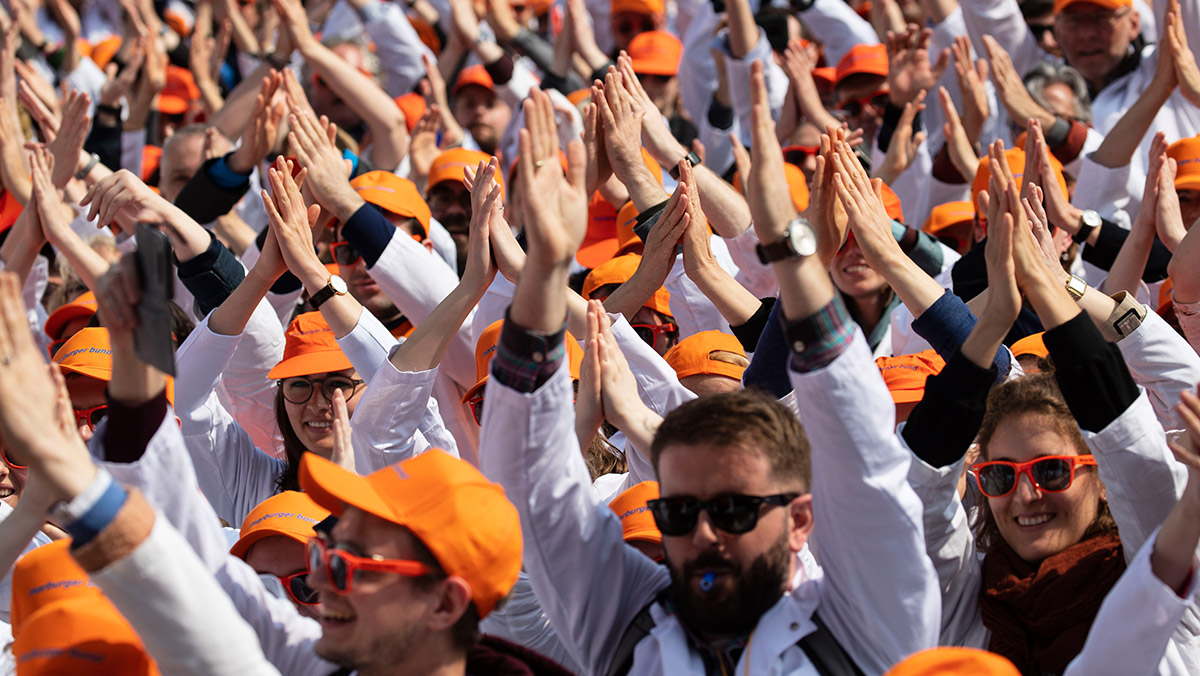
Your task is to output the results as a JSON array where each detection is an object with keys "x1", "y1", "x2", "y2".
[
  {"x1": 208, "y1": 153, "x2": 252, "y2": 189},
  {"x1": 65, "y1": 480, "x2": 129, "y2": 549}
]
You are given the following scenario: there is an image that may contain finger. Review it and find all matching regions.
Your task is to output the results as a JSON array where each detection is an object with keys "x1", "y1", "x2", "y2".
[{"x1": 565, "y1": 139, "x2": 586, "y2": 191}]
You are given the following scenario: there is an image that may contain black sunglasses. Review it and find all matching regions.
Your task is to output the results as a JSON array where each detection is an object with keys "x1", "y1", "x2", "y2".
[{"x1": 647, "y1": 493, "x2": 799, "y2": 536}]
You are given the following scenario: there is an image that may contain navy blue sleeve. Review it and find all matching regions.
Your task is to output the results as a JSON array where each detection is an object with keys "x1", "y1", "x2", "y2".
[
  {"x1": 341, "y1": 203, "x2": 397, "y2": 268},
  {"x1": 911, "y1": 290, "x2": 1009, "y2": 381},
  {"x1": 740, "y1": 298, "x2": 794, "y2": 399},
  {"x1": 175, "y1": 231, "x2": 247, "y2": 317}
]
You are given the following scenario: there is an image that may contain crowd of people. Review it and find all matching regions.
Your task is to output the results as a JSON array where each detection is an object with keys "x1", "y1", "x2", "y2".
[{"x1": 0, "y1": 0, "x2": 1199, "y2": 673}]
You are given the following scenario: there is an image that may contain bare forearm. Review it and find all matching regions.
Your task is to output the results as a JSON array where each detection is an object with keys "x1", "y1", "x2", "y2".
[
  {"x1": 689, "y1": 260, "x2": 761, "y2": 326},
  {"x1": 109, "y1": 339, "x2": 167, "y2": 405},
  {"x1": 295, "y1": 256, "x2": 362, "y2": 338},
  {"x1": 210, "y1": 60, "x2": 274, "y2": 140},
  {"x1": 1091, "y1": 86, "x2": 1173, "y2": 168},
  {"x1": 602, "y1": 269, "x2": 661, "y2": 321},
  {"x1": 1151, "y1": 483, "x2": 1200, "y2": 595},
  {"x1": 511, "y1": 263, "x2": 570, "y2": 333},
  {"x1": 208, "y1": 267, "x2": 276, "y2": 336},
  {"x1": 774, "y1": 257, "x2": 835, "y2": 320},
  {"x1": 391, "y1": 282, "x2": 483, "y2": 372},
  {"x1": 1100, "y1": 228, "x2": 1155, "y2": 296}
]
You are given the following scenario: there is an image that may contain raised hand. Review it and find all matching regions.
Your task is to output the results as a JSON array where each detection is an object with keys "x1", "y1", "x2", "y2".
[
  {"x1": 583, "y1": 96, "x2": 612, "y2": 195},
  {"x1": 597, "y1": 69, "x2": 650, "y2": 190},
  {"x1": 949, "y1": 36, "x2": 989, "y2": 143},
  {"x1": 747, "y1": 60, "x2": 799, "y2": 243},
  {"x1": 288, "y1": 110, "x2": 360, "y2": 222},
  {"x1": 575, "y1": 301, "x2": 605, "y2": 451},
  {"x1": 829, "y1": 134, "x2": 902, "y2": 272},
  {"x1": 875, "y1": 89, "x2": 926, "y2": 184},
  {"x1": 461, "y1": 159, "x2": 499, "y2": 293},
  {"x1": 260, "y1": 157, "x2": 320, "y2": 277},
  {"x1": 806, "y1": 128, "x2": 850, "y2": 266},
  {"x1": 407, "y1": 106, "x2": 442, "y2": 190},
  {"x1": 46, "y1": 89, "x2": 90, "y2": 190},
  {"x1": 99, "y1": 36, "x2": 145, "y2": 108},
  {"x1": 983, "y1": 35, "x2": 1053, "y2": 131},
  {"x1": 887, "y1": 25, "x2": 950, "y2": 107},
  {"x1": 1165, "y1": 0, "x2": 1200, "y2": 106},
  {"x1": 227, "y1": 70, "x2": 284, "y2": 174},
  {"x1": 518, "y1": 88, "x2": 588, "y2": 272},
  {"x1": 329, "y1": 388, "x2": 356, "y2": 472}
]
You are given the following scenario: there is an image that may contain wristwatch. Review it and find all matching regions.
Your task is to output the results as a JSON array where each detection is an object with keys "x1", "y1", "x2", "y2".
[
  {"x1": 669, "y1": 150, "x2": 701, "y2": 180},
  {"x1": 310, "y1": 275, "x2": 348, "y2": 309},
  {"x1": 1065, "y1": 274, "x2": 1088, "y2": 301},
  {"x1": 756, "y1": 217, "x2": 818, "y2": 263},
  {"x1": 1073, "y1": 209, "x2": 1101, "y2": 244}
]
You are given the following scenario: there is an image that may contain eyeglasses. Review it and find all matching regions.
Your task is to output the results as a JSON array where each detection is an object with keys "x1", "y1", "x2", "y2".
[
  {"x1": 307, "y1": 537, "x2": 431, "y2": 594},
  {"x1": 969, "y1": 455, "x2": 1097, "y2": 498},
  {"x1": 835, "y1": 91, "x2": 890, "y2": 118},
  {"x1": 277, "y1": 570, "x2": 320, "y2": 606},
  {"x1": 280, "y1": 376, "x2": 364, "y2": 405},
  {"x1": 466, "y1": 394, "x2": 484, "y2": 426},
  {"x1": 782, "y1": 145, "x2": 819, "y2": 167},
  {"x1": 1027, "y1": 23, "x2": 1055, "y2": 41},
  {"x1": 1057, "y1": 8, "x2": 1129, "y2": 29},
  {"x1": 2, "y1": 446, "x2": 26, "y2": 469},
  {"x1": 330, "y1": 241, "x2": 362, "y2": 266},
  {"x1": 75, "y1": 405, "x2": 109, "y2": 432},
  {"x1": 615, "y1": 19, "x2": 656, "y2": 35},
  {"x1": 631, "y1": 322, "x2": 678, "y2": 349},
  {"x1": 647, "y1": 493, "x2": 799, "y2": 537}
]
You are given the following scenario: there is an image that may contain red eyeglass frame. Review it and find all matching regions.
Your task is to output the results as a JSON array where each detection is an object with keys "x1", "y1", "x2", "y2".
[
  {"x1": 2, "y1": 446, "x2": 26, "y2": 470},
  {"x1": 630, "y1": 322, "x2": 678, "y2": 348},
  {"x1": 307, "y1": 537, "x2": 431, "y2": 595},
  {"x1": 968, "y1": 454, "x2": 1097, "y2": 498},
  {"x1": 835, "y1": 90, "x2": 891, "y2": 113},
  {"x1": 277, "y1": 570, "x2": 319, "y2": 606},
  {"x1": 74, "y1": 404, "x2": 109, "y2": 431},
  {"x1": 466, "y1": 394, "x2": 484, "y2": 426}
]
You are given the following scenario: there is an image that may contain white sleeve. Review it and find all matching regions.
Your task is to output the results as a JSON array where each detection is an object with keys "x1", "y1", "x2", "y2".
[
  {"x1": 219, "y1": 299, "x2": 286, "y2": 456},
  {"x1": 362, "y1": 0, "x2": 437, "y2": 96},
  {"x1": 350, "y1": 356, "x2": 451, "y2": 473},
  {"x1": 723, "y1": 30, "x2": 788, "y2": 141},
  {"x1": 1083, "y1": 390, "x2": 1188, "y2": 560},
  {"x1": 1071, "y1": 153, "x2": 1133, "y2": 229},
  {"x1": 89, "y1": 516, "x2": 283, "y2": 676},
  {"x1": 1115, "y1": 308, "x2": 1200, "y2": 432},
  {"x1": 724, "y1": 227, "x2": 779, "y2": 299},
  {"x1": 121, "y1": 129, "x2": 146, "y2": 179},
  {"x1": 789, "y1": 332, "x2": 940, "y2": 672},
  {"x1": 335, "y1": 306, "x2": 399, "y2": 380},
  {"x1": 664, "y1": 254, "x2": 734, "y2": 338},
  {"x1": 797, "y1": 0, "x2": 880, "y2": 68},
  {"x1": 958, "y1": 0, "x2": 1046, "y2": 78},
  {"x1": 478, "y1": 361, "x2": 671, "y2": 676}
]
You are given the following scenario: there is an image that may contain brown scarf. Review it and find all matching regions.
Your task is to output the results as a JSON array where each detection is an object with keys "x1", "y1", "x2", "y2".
[{"x1": 980, "y1": 532, "x2": 1125, "y2": 676}]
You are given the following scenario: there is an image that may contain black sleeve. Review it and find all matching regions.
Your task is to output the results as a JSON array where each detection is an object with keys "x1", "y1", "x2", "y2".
[
  {"x1": 175, "y1": 231, "x2": 246, "y2": 317},
  {"x1": 173, "y1": 157, "x2": 251, "y2": 224},
  {"x1": 1043, "y1": 311, "x2": 1139, "y2": 433},
  {"x1": 84, "y1": 113, "x2": 122, "y2": 173},
  {"x1": 729, "y1": 297, "x2": 773, "y2": 352},
  {"x1": 902, "y1": 350, "x2": 996, "y2": 468},
  {"x1": 102, "y1": 389, "x2": 169, "y2": 463},
  {"x1": 874, "y1": 101, "x2": 921, "y2": 154},
  {"x1": 1081, "y1": 221, "x2": 1173, "y2": 283}
]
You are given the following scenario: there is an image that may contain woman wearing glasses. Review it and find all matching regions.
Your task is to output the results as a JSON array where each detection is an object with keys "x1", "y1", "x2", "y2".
[{"x1": 899, "y1": 163, "x2": 1200, "y2": 674}]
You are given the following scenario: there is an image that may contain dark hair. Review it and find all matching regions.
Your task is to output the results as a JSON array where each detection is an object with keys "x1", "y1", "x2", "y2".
[
  {"x1": 651, "y1": 389, "x2": 811, "y2": 492},
  {"x1": 273, "y1": 386, "x2": 307, "y2": 492},
  {"x1": 1018, "y1": 0, "x2": 1054, "y2": 18},
  {"x1": 585, "y1": 433, "x2": 627, "y2": 480},
  {"x1": 970, "y1": 373, "x2": 1116, "y2": 553}
]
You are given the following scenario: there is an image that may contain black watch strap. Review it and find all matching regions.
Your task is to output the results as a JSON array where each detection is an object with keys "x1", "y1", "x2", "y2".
[
  {"x1": 756, "y1": 239, "x2": 790, "y2": 264},
  {"x1": 1073, "y1": 214, "x2": 1101, "y2": 244},
  {"x1": 669, "y1": 151, "x2": 701, "y2": 180},
  {"x1": 310, "y1": 281, "x2": 340, "y2": 309}
]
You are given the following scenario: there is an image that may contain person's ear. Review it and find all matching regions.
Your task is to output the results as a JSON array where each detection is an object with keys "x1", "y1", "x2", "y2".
[
  {"x1": 787, "y1": 494, "x2": 815, "y2": 552},
  {"x1": 426, "y1": 576, "x2": 473, "y2": 633},
  {"x1": 421, "y1": 237, "x2": 435, "y2": 254}
]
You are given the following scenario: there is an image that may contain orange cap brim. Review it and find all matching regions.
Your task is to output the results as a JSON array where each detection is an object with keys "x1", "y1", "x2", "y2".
[{"x1": 267, "y1": 349, "x2": 354, "y2": 380}]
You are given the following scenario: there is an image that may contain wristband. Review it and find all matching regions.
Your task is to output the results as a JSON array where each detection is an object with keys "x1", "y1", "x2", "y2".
[
  {"x1": 96, "y1": 103, "x2": 122, "y2": 117},
  {"x1": 669, "y1": 151, "x2": 700, "y2": 180},
  {"x1": 75, "y1": 153, "x2": 100, "y2": 181},
  {"x1": 265, "y1": 51, "x2": 290, "y2": 70},
  {"x1": 1100, "y1": 290, "x2": 1147, "y2": 342}
]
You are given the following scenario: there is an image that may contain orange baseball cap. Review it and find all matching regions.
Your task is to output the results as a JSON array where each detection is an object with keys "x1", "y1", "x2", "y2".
[
  {"x1": 1168, "y1": 135, "x2": 1200, "y2": 193},
  {"x1": 971, "y1": 146, "x2": 1068, "y2": 215},
  {"x1": 612, "y1": 0, "x2": 664, "y2": 15},
  {"x1": 44, "y1": 290, "x2": 98, "y2": 341},
  {"x1": 13, "y1": 597, "x2": 161, "y2": 676},
  {"x1": 835, "y1": 44, "x2": 888, "y2": 86},
  {"x1": 300, "y1": 450, "x2": 522, "y2": 617},
  {"x1": 163, "y1": 7, "x2": 193, "y2": 37},
  {"x1": 615, "y1": 201, "x2": 642, "y2": 254},
  {"x1": 427, "y1": 148, "x2": 501, "y2": 195},
  {"x1": 461, "y1": 319, "x2": 585, "y2": 403},
  {"x1": 628, "y1": 31, "x2": 682, "y2": 77},
  {"x1": 1053, "y1": 0, "x2": 1130, "y2": 13},
  {"x1": 609, "y1": 481, "x2": 661, "y2": 544},
  {"x1": 10, "y1": 540, "x2": 101, "y2": 635},
  {"x1": 142, "y1": 145, "x2": 163, "y2": 183},
  {"x1": 394, "y1": 92, "x2": 427, "y2": 134},
  {"x1": 158, "y1": 65, "x2": 200, "y2": 115},
  {"x1": 875, "y1": 349, "x2": 945, "y2": 404},
  {"x1": 1010, "y1": 331, "x2": 1049, "y2": 359},
  {"x1": 1159, "y1": 277, "x2": 1175, "y2": 316},
  {"x1": 0, "y1": 188, "x2": 22, "y2": 231},
  {"x1": 880, "y1": 182, "x2": 903, "y2": 222},
  {"x1": 53, "y1": 327, "x2": 113, "y2": 382},
  {"x1": 578, "y1": 193, "x2": 621, "y2": 269},
  {"x1": 87, "y1": 36, "x2": 123, "y2": 69},
  {"x1": 267, "y1": 312, "x2": 354, "y2": 380},
  {"x1": 663, "y1": 330, "x2": 747, "y2": 381},
  {"x1": 566, "y1": 88, "x2": 592, "y2": 107},
  {"x1": 452, "y1": 64, "x2": 495, "y2": 97},
  {"x1": 923, "y1": 200, "x2": 975, "y2": 236},
  {"x1": 582, "y1": 254, "x2": 673, "y2": 318},
  {"x1": 351, "y1": 171, "x2": 432, "y2": 238},
  {"x1": 732, "y1": 161, "x2": 809, "y2": 212},
  {"x1": 812, "y1": 66, "x2": 837, "y2": 89},
  {"x1": 230, "y1": 491, "x2": 331, "y2": 559},
  {"x1": 884, "y1": 647, "x2": 1019, "y2": 676},
  {"x1": 408, "y1": 16, "x2": 442, "y2": 53}
]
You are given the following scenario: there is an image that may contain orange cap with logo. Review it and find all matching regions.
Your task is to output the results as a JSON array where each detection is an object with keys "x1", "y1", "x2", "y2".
[
  {"x1": 835, "y1": 44, "x2": 888, "y2": 86},
  {"x1": 10, "y1": 540, "x2": 102, "y2": 636},
  {"x1": 300, "y1": 450, "x2": 522, "y2": 617},
  {"x1": 230, "y1": 491, "x2": 331, "y2": 559},
  {"x1": 663, "y1": 330, "x2": 747, "y2": 381},
  {"x1": 611, "y1": 0, "x2": 664, "y2": 16},
  {"x1": 351, "y1": 171, "x2": 432, "y2": 238},
  {"x1": 578, "y1": 193, "x2": 621, "y2": 269},
  {"x1": 462, "y1": 319, "x2": 584, "y2": 402},
  {"x1": 53, "y1": 327, "x2": 113, "y2": 382},
  {"x1": 615, "y1": 201, "x2": 642, "y2": 254},
  {"x1": 628, "y1": 31, "x2": 683, "y2": 77},
  {"x1": 452, "y1": 64, "x2": 496, "y2": 97},
  {"x1": 884, "y1": 647, "x2": 1019, "y2": 676},
  {"x1": 583, "y1": 254, "x2": 673, "y2": 318},
  {"x1": 923, "y1": 200, "x2": 975, "y2": 236},
  {"x1": 609, "y1": 481, "x2": 661, "y2": 544},
  {"x1": 971, "y1": 147, "x2": 1068, "y2": 215},
  {"x1": 13, "y1": 597, "x2": 161, "y2": 676},
  {"x1": 875, "y1": 349, "x2": 945, "y2": 404},
  {"x1": 268, "y1": 312, "x2": 354, "y2": 380},
  {"x1": 158, "y1": 65, "x2": 200, "y2": 114},
  {"x1": 1010, "y1": 331, "x2": 1049, "y2": 359},
  {"x1": 44, "y1": 291, "x2": 98, "y2": 341},
  {"x1": 428, "y1": 148, "x2": 502, "y2": 195},
  {"x1": 394, "y1": 92, "x2": 427, "y2": 134},
  {"x1": 1168, "y1": 135, "x2": 1200, "y2": 193},
  {"x1": 1053, "y1": 0, "x2": 1130, "y2": 14}
]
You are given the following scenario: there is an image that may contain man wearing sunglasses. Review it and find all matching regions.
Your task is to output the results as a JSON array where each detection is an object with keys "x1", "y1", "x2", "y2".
[
  {"x1": 231, "y1": 491, "x2": 331, "y2": 621},
  {"x1": 479, "y1": 75, "x2": 938, "y2": 675},
  {"x1": 831, "y1": 44, "x2": 889, "y2": 150}
]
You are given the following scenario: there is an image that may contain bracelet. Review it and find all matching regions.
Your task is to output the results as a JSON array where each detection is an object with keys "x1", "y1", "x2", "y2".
[{"x1": 75, "y1": 153, "x2": 100, "y2": 181}]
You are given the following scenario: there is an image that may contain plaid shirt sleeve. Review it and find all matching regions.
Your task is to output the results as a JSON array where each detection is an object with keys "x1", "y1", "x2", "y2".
[
  {"x1": 492, "y1": 308, "x2": 568, "y2": 393},
  {"x1": 780, "y1": 294, "x2": 856, "y2": 373}
]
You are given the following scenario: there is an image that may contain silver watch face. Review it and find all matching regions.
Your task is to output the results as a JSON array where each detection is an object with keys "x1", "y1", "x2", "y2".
[
  {"x1": 330, "y1": 275, "x2": 349, "y2": 295},
  {"x1": 788, "y1": 220, "x2": 818, "y2": 257},
  {"x1": 1081, "y1": 210, "x2": 1101, "y2": 228}
]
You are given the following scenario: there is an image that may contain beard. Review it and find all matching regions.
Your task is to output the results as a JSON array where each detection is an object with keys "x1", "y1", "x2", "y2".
[{"x1": 667, "y1": 530, "x2": 792, "y2": 638}]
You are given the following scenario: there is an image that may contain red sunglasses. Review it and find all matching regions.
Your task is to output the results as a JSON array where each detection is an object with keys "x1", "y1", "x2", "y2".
[
  {"x1": 466, "y1": 394, "x2": 484, "y2": 426},
  {"x1": 307, "y1": 537, "x2": 431, "y2": 595},
  {"x1": 835, "y1": 90, "x2": 890, "y2": 116},
  {"x1": 2, "y1": 446, "x2": 26, "y2": 469},
  {"x1": 277, "y1": 570, "x2": 320, "y2": 606},
  {"x1": 75, "y1": 405, "x2": 109, "y2": 432},
  {"x1": 969, "y1": 455, "x2": 1097, "y2": 498},
  {"x1": 630, "y1": 322, "x2": 678, "y2": 349}
]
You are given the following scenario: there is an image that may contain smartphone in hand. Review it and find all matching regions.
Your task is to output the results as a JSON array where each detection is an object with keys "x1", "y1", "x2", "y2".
[{"x1": 133, "y1": 224, "x2": 176, "y2": 376}]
